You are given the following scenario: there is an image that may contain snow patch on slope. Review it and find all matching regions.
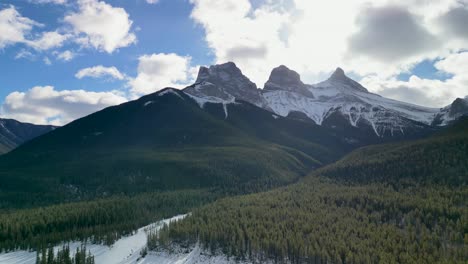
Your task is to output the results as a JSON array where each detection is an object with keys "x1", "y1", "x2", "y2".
[
  {"x1": 143, "y1": 243, "x2": 266, "y2": 264},
  {"x1": 263, "y1": 80, "x2": 438, "y2": 136},
  {"x1": 157, "y1": 89, "x2": 184, "y2": 99},
  {"x1": 184, "y1": 91, "x2": 236, "y2": 119}
]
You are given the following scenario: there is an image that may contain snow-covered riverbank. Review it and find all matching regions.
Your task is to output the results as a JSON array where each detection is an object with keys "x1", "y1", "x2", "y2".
[
  {"x1": 0, "y1": 214, "x2": 258, "y2": 264},
  {"x1": 0, "y1": 215, "x2": 188, "y2": 264}
]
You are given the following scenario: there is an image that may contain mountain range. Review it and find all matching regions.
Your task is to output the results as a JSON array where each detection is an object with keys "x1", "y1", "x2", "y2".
[
  {"x1": 0, "y1": 62, "x2": 467, "y2": 262},
  {"x1": 0, "y1": 62, "x2": 467, "y2": 209},
  {"x1": 0, "y1": 118, "x2": 55, "y2": 155},
  {"x1": 185, "y1": 62, "x2": 468, "y2": 137}
]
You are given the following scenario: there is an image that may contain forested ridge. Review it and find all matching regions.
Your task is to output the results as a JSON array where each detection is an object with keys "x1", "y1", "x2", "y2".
[
  {"x1": 0, "y1": 88, "x2": 353, "y2": 209},
  {"x1": 155, "y1": 179, "x2": 467, "y2": 263},
  {"x1": 317, "y1": 128, "x2": 468, "y2": 186},
  {"x1": 155, "y1": 119, "x2": 468, "y2": 263}
]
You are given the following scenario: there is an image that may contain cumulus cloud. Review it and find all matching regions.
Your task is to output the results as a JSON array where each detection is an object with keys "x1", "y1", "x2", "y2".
[
  {"x1": 435, "y1": 51, "x2": 468, "y2": 75},
  {"x1": 55, "y1": 50, "x2": 76, "y2": 61},
  {"x1": 0, "y1": 6, "x2": 70, "y2": 53},
  {"x1": 30, "y1": 0, "x2": 67, "y2": 4},
  {"x1": 362, "y1": 52, "x2": 468, "y2": 107},
  {"x1": 190, "y1": 0, "x2": 289, "y2": 85},
  {"x1": 1, "y1": 86, "x2": 127, "y2": 125},
  {"x1": 64, "y1": 0, "x2": 136, "y2": 53},
  {"x1": 348, "y1": 5, "x2": 439, "y2": 63},
  {"x1": 27, "y1": 31, "x2": 70, "y2": 50},
  {"x1": 438, "y1": 6, "x2": 468, "y2": 40},
  {"x1": 0, "y1": 6, "x2": 42, "y2": 49},
  {"x1": 43, "y1": 57, "x2": 52, "y2": 65},
  {"x1": 15, "y1": 49, "x2": 35, "y2": 60},
  {"x1": 129, "y1": 53, "x2": 196, "y2": 96},
  {"x1": 146, "y1": 0, "x2": 160, "y2": 4},
  {"x1": 76, "y1": 65, "x2": 125, "y2": 80},
  {"x1": 188, "y1": 0, "x2": 468, "y2": 106}
]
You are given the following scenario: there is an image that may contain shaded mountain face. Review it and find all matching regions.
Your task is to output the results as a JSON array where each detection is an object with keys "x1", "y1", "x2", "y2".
[
  {"x1": 325, "y1": 67, "x2": 369, "y2": 93},
  {"x1": 0, "y1": 118, "x2": 55, "y2": 154},
  {"x1": 264, "y1": 65, "x2": 314, "y2": 97},
  {"x1": 433, "y1": 97, "x2": 468, "y2": 125},
  {"x1": 0, "y1": 88, "x2": 363, "y2": 208},
  {"x1": 184, "y1": 62, "x2": 270, "y2": 109}
]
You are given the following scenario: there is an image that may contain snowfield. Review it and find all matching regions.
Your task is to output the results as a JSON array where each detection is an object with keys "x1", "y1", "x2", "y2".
[{"x1": 0, "y1": 214, "x2": 258, "y2": 264}]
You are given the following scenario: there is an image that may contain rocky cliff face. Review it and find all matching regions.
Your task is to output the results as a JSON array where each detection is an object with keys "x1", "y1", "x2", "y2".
[
  {"x1": 184, "y1": 62, "x2": 270, "y2": 109},
  {"x1": 263, "y1": 65, "x2": 314, "y2": 97}
]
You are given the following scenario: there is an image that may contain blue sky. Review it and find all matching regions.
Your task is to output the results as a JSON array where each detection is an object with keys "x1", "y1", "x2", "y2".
[
  {"x1": 1, "y1": 0, "x2": 468, "y2": 125},
  {"x1": 0, "y1": 0, "x2": 212, "y2": 99}
]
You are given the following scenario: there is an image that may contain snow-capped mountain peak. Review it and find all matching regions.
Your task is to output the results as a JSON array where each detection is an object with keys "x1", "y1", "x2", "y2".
[
  {"x1": 184, "y1": 62, "x2": 269, "y2": 108},
  {"x1": 183, "y1": 62, "x2": 467, "y2": 138},
  {"x1": 329, "y1": 67, "x2": 346, "y2": 80},
  {"x1": 314, "y1": 67, "x2": 369, "y2": 94},
  {"x1": 263, "y1": 65, "x2": 314, "y2": 97},
  {"x1": 263, "y1": 66, "x2": 439, "y2": 137}
]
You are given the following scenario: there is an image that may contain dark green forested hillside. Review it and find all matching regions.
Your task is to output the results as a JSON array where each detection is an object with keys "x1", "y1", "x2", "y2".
[
  {"x1": 156, "y1": 118, "x2": 468, "y2": 263},
  {"x1": 0, "y1": 88, "x2": 356, "y2": 209},
  {"x1": 0, "y1": 88, "x2": 405, "y2": 253},
  {"x1": 317, "y1": 117, "x2": 468, "y2": 186}
]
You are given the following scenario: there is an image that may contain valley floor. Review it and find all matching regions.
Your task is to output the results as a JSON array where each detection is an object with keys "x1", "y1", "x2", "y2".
[{"x1": 0, "y1": 214, "x2": 253, "y2": 264}]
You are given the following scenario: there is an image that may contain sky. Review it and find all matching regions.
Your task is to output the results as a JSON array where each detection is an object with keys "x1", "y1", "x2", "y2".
[{"x1": 0, "y1": 0, "x2": 468, "y2": 125}]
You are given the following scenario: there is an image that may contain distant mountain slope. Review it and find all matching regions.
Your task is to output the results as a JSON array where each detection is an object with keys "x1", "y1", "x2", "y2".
[
  {"x1": 0, "y1": 118, "x2": 55, "y2": 154},
  {"x1": 317, "y1": 116, "x2": 468, "y2": 185},
  {"x1": 0, "y1": 88, "x2": 360, "y2": 208}
]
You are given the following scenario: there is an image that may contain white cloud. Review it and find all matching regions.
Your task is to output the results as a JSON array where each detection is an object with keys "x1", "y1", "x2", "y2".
[
  {"x1": 76, "y1": 65, "x2": 125, "y2": 80},
  {"x1": 0, "y1": 6, "x2": 42, "y2": 49},
  {"x1": 43, "y1": 57, "x2": 52, "y2": 65},
  {"x1": 1, "y1": 86, "x2": 127, "y2": 125},
  {"x1": 27, "y1": 31, "x2": 70, "y2": 50},
  {"x1": 55, "y1": 50, "x2": 76, "y2": 61},
  {"x1": 64, "y1": 0, "x2": 136, "y2": 53},
  {"x1": 362, "y1": 52, "x2": 468, "y2": 107},
  {"x1": 129, "y1": 53, "x2": 195, "y2": 96},
  {"x1": 189, "y1": 0, "x2": 468, "y2": 106},
  {"x1": 190, "y1": 0, "x2": 289, "y2": 86},
  {"x1": 0, "y1": 6, "x2": 68, "y2": 52},
  {"x1": 146, "y1": 0, "x2": 160, "y2": 4},
  {"x1": 30, "y1": 0, "x2": 67, "y2": 4},
  {"x1": 434, "y1": 51, "x2": 468, "y2": 76},
  {"x1": 15, "y1": 49, "x2": 35, "y2": 60}
]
